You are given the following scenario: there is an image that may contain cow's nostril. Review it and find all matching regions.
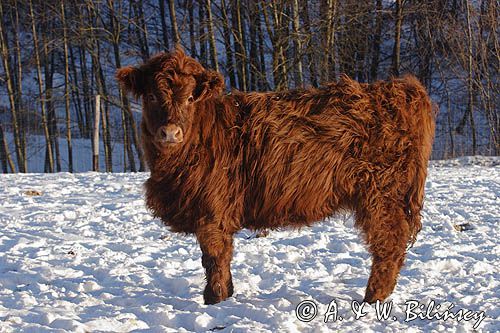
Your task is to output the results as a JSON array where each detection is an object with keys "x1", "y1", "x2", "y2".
[
  {"x1": 160, "y1": 127, "x2": 169, "y2": 139},
  {"x1": 174, "y1": 128, "x2": 183, "y2": 141}
]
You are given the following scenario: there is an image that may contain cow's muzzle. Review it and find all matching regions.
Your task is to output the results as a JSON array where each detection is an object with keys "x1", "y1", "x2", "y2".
[{"x1": 156, "y1": 124, "x2": 183, "y2": 145}]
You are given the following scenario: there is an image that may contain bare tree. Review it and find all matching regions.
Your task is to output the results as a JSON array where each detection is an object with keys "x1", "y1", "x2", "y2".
[
  {"x1": 187, "y1": 0, "x2": 197, "y2": 56},
  {"x1": 0, "y1": 123, "x2": 15, "y2": 173},
  {"x1": 0, "y1": 1, "x2": 25, "y2": 172},
  {"x1": 391, "y1": 0, "x2": 403, "y2": 76},
  {"x1": 158, "y1": 0, "x2": 170, "y2": 50},
  {"x1": 169, "y1": 0, "x2": 180, "y2": 44},
  {"x1": 232, "y1": 0, "x2": 248, "y2": 91},
  {"x1": 220, "y1": 0, "x2": 236, "y2": 87},
  {"x1": 9, "y1": 0, "x2": 26, "y2": 170},
  {"x1": 205, "y1": 0, "x2": 219, "y2": 72},
  {"x1": 464, "y1": 0, "x2": 477, "y2": 154},
  {"x1": 370, "y1": 0, "x2": 383, "y2": 81},
  {"x1": 86, "y1": 0, "x2": 113, "y2": 172},
  {"x1": 291, "y1": 0, "x2": 304, "y2": 86},
  {"x1": 61, "y1": 0, "x2": 73, "y2": 172},
  {"x1": 29, "y1": 0, "x2": 54, "y2": 172},
  {"x1": 300, "y1": 0, "x2": 318, "y2": 87},
  {"x1": 0, "y1": 0, "x2": 497, "y2": 173}
]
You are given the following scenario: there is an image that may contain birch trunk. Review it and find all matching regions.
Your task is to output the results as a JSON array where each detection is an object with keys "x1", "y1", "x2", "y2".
[
  {"x1": 291, "y1": 0, "x2": 303, "y2": 86},
  {"x1": 0, "y1": 123, "x2": 15, "y2": 173},
  {"x1": 93, "y1": 95, "x2": 101, "y2": 172}
]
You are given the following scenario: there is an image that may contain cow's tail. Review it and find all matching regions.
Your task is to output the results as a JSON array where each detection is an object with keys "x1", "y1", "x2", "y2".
[{"x1": 401, "y1": 75, "x2": 436, "y2": 247}]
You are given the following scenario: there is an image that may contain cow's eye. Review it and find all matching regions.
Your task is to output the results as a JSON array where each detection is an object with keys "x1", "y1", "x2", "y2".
[
  {"x1": 147, "y1": 93, "x2": 157, "y2": 103},
  {"x1": 187, "y1": 95, "x2": 194, "y2": 104}
]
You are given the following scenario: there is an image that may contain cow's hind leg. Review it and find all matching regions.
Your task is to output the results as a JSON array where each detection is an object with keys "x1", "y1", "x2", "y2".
[
  {"x1": 356, "y1": 203, "x2": 411, "y2": 303},
  {"x1": 196, "y1": 225, "x2": 234, "y2": 304}
]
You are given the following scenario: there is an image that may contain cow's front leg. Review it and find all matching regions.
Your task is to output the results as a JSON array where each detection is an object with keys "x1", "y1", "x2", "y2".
[{"x1": 196, "y1": 225, "x2": 234, "y2": 304}]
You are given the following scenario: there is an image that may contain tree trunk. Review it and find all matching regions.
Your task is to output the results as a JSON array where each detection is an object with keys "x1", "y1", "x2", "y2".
[
  {"x1": 158, "y1": 0, "x2": 170, "y2": 50},
  {"x1": 321, "y1": 0, "x2": 337, "y2": 82},
  {"x1": 0, "y1": 1, "x2": 24, "y2": 172},
  {"x1": 391, "y1": 0, "x2": 403, "y2": 76},
  {"x1": 415, "y1": 5, "x2": 432, "y2": 88},
  {"x1": 198, "y1": 1, "x2": 207, "y2": 65},
  {"x1": 256, "y1": 1, "x2": 268, "y2": 90},
  {"x1": 87, "y1": 1, "x2": 112, "y2": 172},
  {"x1": 354, "y1": 2, "x2": 369, "y2": 83},
  {"x1": 206, "y1": 0, "x2": 219, "y2": 72},
  {"x1": 61, "y1": 0, "x2": 73, "y2": 172},
  {"x1": 168, "y1": 0, "x2": 180, "y2": 45},
  {"x1": 262, "y1": 0, "x2": 284, "y2": 90},
  {"x1": 79, "y1": 47, "x2": 92, "y2": 138},
  {"x1": 0, "y1": 123, "x2": 16, "y2": 173},
  {"x1": 274, "y1": 0, "x2": 289, "y2": 89},
  {"x1": 232, "y1": 0, "x2": 248, "y2": 91},
  {"x1": 220, "y1": 0, "x2": 236, "y2": 88},
  {"x1": 93, "y1": 95, "x2": 101, "y2": 172},
  {"x1": 69, "y1": 44, "x2": 85, "y2": 137},
  {"x1": 464, "y1": 0, "x2": 477, "y2": 155},
  {"x1": 10, "y1": 1, "x2": 27, "y2": 171},
  {"x1": 42, "y1": 25, "x2": 61, "y2": 172},
  {"x1": 133, "y1": 0, "x2": 150, "y2": 61},
  {"x1": 300, "y1": 0, "x2": 318, "y2": 87},
  {"x1": 445, "y1": 83, "x2": 455, "y2": 158},
  {"x1": 98, "y1": 65, "x2": 113, "y2": 172},
  {"x1": 107, "y1": 0, "x2": 140, "y2": 172},
  {"x1": 187, "y1": 0, "x2": 197, "y2": 56},
  {"x1": 477, "y1": 0, "x2": 498, "y2": 155},
  {"x1": 370, "y1": 0, "x2": 382, "y2": 81},
  {"x1": 128, "y1": 114, "x2": 145, "y2": 171},
  {"x1": 291, "y1": 0, "x2": 304, "y2": 87},
  {"x1": 29, "y1": 0, "x2": 53, "y2": 173},
  {"x1": 248, "y1": 0, "x2": 258, "y2": 90}
]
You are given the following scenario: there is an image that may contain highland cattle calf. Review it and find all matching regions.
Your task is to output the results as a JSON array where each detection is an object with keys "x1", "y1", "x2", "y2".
[{"x1": 116, "y1": 47, "x2": 435, "y2": 305}]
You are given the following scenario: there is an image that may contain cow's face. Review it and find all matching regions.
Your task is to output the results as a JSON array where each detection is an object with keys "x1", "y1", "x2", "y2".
[{"x1": 116, "y1": 47, "x2": 224, "y2": 153}]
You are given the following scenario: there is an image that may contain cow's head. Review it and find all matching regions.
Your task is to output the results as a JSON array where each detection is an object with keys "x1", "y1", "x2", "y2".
[{"x1": 116, "y1": 47, "x2": 224, "y2": 153}]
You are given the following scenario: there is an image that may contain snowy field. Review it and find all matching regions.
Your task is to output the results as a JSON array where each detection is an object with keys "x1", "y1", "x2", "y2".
[{"x1": 0, "y1": 157, "x2": 498, "y2": 332}]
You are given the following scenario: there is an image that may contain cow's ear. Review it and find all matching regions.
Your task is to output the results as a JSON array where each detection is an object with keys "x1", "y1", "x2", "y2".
[
  {"x1": 116, "y1": 66, "x2": 145, "y2": 97},
  {"x1": 193, "y1": 70, "x2": 224, "y2": 102}
]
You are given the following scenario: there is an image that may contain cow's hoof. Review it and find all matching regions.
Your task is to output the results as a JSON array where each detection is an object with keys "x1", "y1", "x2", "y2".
[
  {"x1": 363, "y1": 288, "x2": 388, "y2": 304},
  {"x1": 204, "y1": 282, "x2": 228, "y2": 305}
]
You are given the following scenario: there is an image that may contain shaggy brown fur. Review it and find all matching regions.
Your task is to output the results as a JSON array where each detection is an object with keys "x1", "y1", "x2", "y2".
[{"x1": 116, "y1": 47, "x2": 435, "y2": 305}]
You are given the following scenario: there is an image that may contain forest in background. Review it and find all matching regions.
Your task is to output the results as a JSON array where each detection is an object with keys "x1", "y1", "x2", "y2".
[{"x1": 0, "y1": 0, "x2": 498, "y2": 173}]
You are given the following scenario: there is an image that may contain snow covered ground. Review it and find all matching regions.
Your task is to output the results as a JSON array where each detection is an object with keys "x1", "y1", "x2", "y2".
[{"x1": 0, "y1": 157, "x2": 498, "y2": 332}]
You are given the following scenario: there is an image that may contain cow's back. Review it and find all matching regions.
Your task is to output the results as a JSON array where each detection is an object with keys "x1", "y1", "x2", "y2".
[{"x1": 238, "y1": 75, "x2": 433, "y2": 230}]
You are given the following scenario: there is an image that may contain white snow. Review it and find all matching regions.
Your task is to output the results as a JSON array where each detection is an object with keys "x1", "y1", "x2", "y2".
[{"x1": 0, "y1": 157, "x2": 498, "y2": 332}]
